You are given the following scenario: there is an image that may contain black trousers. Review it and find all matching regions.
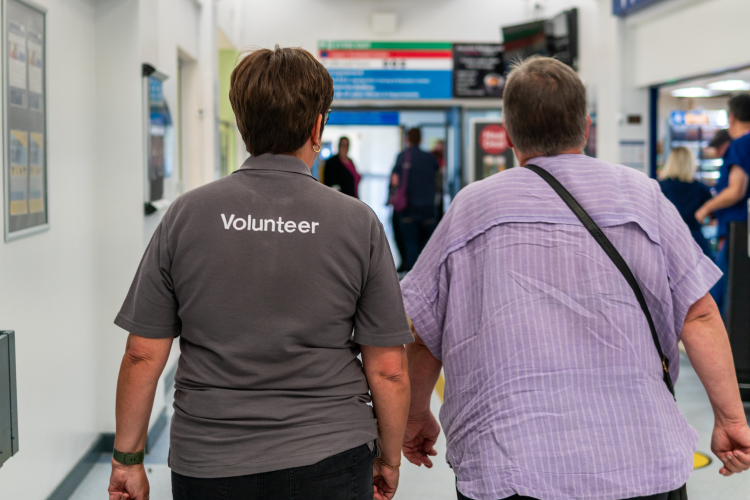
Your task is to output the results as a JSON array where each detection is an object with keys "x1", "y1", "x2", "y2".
[
  {"x1": 457, "y1": 488, "x2": 684, "y2": 500},
  {"x1": 397, "y1": 206, "x2": 437, "y2": 271},
  {"x1": 172, "y1": 444, "x2": 373, "y2": 500}
]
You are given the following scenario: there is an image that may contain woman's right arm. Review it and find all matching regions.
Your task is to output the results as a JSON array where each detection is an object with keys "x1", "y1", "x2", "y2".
[
  {"x1": 361, "y1": 344, "x2": 410, "y2": 500},
  {"x1": 681, "y1": 293, "x2": 750, "y2": 476}
]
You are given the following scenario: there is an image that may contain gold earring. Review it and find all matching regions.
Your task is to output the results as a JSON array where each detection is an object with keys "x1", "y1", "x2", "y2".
[{"x1": 313, "y1": 144, "x2": 321, "y2": 153}]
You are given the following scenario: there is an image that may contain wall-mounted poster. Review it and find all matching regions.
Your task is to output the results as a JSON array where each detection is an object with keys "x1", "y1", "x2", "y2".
[
  {"x1": 470, "y1": 119, "x2": 515, "y2": 182},
  {"x1": 27, "y1": 29, "x2": 42, "y2": 111},
  {"x1": 452, "y1": 44, "x2": 505, "y2": 98},
  {"x1": 4, "y1": 0, "x2": 47, "y2": 241}
]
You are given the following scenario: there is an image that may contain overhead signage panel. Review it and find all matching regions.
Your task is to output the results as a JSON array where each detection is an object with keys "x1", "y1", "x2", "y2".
[
  {"x1": 319, "y1": 41, "x2": 453, "y2": 100},
  {"x1": 613, "y1": 0, "x2": 667, "y2": 16},
  {"x1": 453, "y1": 44, "x2": 505, "y2": 98}
]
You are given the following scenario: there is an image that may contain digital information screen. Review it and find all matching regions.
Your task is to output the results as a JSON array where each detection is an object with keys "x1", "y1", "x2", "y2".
[{"x1": 319, "y1": 41, "x2": 453, "y2": 100}]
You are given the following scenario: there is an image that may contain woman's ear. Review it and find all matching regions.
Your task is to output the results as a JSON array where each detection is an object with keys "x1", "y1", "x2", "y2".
[{"x1": 311, "y1": 114, "x2": 323, "y2": 147}]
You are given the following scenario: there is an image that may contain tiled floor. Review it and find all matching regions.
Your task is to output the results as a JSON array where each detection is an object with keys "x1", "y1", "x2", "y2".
[{"x1": 71, "y1": 356, "x2": 750, "y2": 500}]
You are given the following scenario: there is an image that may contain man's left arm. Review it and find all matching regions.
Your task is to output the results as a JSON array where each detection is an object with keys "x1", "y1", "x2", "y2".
[{"x1": 108, "y1": 334, "x2": 173, "y2": 500}]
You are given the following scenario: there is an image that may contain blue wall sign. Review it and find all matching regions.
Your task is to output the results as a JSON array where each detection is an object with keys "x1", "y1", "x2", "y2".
[
  {"x1": 613, "y1": 0, "x2": 667, "y2": 16},
  {"x1": 327, "y1": 111, "x2": 400, "y2": 126}
]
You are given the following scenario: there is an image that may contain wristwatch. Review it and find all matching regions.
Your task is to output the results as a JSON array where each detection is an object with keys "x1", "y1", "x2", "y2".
[{"x1": 112, "y1": 447, "x2": 145, "y2": 466}]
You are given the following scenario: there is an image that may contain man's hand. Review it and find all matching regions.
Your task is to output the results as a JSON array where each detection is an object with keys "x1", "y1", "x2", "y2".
[
  {"x1": 108, "y1": 461, "x2": 149, "y2": 500},
  {"x1": 712, "y1": 420, "x2": 750, "y2": 476},
  {"x1": 695, "y1": 206, "x2": 710, "y2": 224},
  {"x1": 373, "y1": 460, "x2": 400, "y2": 500},
  {"x1": 402, "y1": 411, "x2": 440, "y2": 467}
]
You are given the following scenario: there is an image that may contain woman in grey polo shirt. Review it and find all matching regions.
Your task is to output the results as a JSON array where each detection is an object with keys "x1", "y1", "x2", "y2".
[{"x1": 107, "y1": 47, "x2": 413, "y2": 500}]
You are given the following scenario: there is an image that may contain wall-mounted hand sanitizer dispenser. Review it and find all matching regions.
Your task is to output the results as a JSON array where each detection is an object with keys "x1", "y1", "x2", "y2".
[{"x1": 0, "y1": 331, "x2": 18, "y2": 467}]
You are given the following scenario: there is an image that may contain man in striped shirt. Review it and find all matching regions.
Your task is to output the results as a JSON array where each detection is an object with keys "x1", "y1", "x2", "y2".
[{"x1": 400, "y1": 56, "x2": 750, "y2": 500}]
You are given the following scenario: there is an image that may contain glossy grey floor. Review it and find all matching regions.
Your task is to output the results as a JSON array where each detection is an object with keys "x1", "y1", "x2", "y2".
[{"x1": 71, "y1": 356, "x2": 750, "y2": 500}]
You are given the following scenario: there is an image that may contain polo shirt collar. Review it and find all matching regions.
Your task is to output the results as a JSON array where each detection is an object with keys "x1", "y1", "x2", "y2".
[{"x1": 237, "y1": 153, "x2": 313, "y2": 177}]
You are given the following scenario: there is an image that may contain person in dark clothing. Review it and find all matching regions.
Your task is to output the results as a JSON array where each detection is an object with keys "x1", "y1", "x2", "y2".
[
  {"x1": 696, "y1": 95, "x2": 750, "y2": 315},
  {"x1": 323, "y1": 136, "x2": 361, "y2": 198},
  {"x1": 659, "y1": 146, "x2": 713, "y2": 257},
  {"x1": 390, "y1": 128, "x2": 440, "y2": 271}
]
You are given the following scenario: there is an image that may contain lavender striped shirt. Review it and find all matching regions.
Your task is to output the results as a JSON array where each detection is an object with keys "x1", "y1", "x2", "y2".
[{"x1": 400, "y1": 154, "x2": 722, "y2": 500}]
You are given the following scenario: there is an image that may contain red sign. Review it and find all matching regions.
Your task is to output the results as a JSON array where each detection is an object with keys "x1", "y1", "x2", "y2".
[{"x1": 479, "y1": 125, "x2": 508, "y2": 154}]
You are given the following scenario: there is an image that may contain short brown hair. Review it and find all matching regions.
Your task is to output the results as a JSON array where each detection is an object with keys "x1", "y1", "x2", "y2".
[
  {"x1": 407, "y1": 128, "x2": 422, "y2": 146},
  {"x1": 503, "y1": 56, "x2": 588, "y2": 156},
  {"x1": 230, "y1": 46, "x2": 334, "y2": 156}
]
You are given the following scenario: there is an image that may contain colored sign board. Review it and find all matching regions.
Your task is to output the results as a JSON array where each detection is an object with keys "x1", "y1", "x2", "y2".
[
  {"x1": 613, "y1": 0, "x2": 667, "y2": 16},
  {"x1": 453, "y1": 44, "x2": 505, "y2": 98},
  {"x1": 471, "y1": 119, "x2": 515, "y2": 181},
  {"x1": 319, "y1": 41, "x2": 453, "y2": 100},
  {"x1": 327, "y1": 111, "x2": 400, "y2": 126}
]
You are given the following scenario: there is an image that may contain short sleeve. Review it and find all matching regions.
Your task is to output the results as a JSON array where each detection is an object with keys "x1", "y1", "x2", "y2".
[
  {"x1": 724, "y1": 142, "x2": 749, "y2": 175},
  {"x1": 657, "y1": 190, "x2": 723, "y2": 336},
  {"x1": 352, "y1": 218, "x2": 413, "y2": 347},
  {"x1": 114, "y1": 220, "x2": 181, "y2": 339}
]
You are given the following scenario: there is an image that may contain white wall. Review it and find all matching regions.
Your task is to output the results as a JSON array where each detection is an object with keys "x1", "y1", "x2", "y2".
[
  {"x1": 92, "y1": 0, "x2": 147, "y2": 438},
  {"x1": 629, "y1": 0, "x2": 750, "y2": 87},
  {"x1": 0, "y1": 0, "x2": 100, "y2": 498},
  {"x1": 0, "y1": 0, "x2": 217, "y2": 497}
]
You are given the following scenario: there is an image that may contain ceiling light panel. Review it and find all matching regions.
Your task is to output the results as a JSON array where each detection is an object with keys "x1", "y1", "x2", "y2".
[
  {"x1": 707, "y1": 80, "x2": 750, "y2": 92},
  {"x1": 671, "y1": 87, "x2": 717, "y2": 98}
]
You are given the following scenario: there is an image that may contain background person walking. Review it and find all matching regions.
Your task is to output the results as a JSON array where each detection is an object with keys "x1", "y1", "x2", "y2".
[
  {"x1": 658, "y1": 146, "x2": 713, "y2": 257},
  {"x1": 389, "y1": 128, "x2": 440, "y2": 272}
]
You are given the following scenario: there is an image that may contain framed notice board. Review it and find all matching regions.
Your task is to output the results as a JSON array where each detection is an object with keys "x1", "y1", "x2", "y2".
[{"x1": 3, "y1": 0, "x2": 47, "y2": 242}]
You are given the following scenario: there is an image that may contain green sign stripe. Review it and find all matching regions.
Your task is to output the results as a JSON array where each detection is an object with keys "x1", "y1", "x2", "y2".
[{"x1": 318, "y1": 40, "x2": 452, "y2": 50}]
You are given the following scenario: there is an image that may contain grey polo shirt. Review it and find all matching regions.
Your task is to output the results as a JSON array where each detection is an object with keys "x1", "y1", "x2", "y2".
[{"x1": 115, "y1": 153, "x2": 413, "y2": 478}]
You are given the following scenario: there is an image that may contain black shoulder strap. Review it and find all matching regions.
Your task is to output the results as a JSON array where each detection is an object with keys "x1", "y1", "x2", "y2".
[{"x1": 524, "y1": 164, "x2": 676, "y2": 398}]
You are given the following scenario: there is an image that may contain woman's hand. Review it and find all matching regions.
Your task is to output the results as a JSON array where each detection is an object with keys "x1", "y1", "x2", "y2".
[
  {"x1": 402, "y1": 411, "x2": 441, "y2": 468},
  {"x1": 712, "y1": 419, "x2": 750, "y2": 476},
  {"x1": 373, "y1": 460, "x2": 400, "y2": 500},
  {"x1": 108, "y1": 461, "x2": 150, "y2": 500}
]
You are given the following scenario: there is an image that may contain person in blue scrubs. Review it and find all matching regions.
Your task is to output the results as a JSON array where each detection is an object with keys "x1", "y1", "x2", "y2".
[
  {"x1": 659, "y1": 146, "x2": 713, "y2": 257},
  {"x1": 696, "y1": 94, "x2": 750, "y2": 313}
]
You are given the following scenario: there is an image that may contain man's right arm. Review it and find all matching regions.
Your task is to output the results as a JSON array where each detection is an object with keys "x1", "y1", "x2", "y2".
[
  {"x1": 680, "y1": 293, "x2": 750, "y2": 476},
  {"x1": 695, "y1": 165, "x2": 749, "y2": 221}
]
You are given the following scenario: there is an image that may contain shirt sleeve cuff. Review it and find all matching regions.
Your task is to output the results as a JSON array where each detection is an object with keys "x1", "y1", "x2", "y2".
[
  {"x1": 671, "y1": 254, "x2": 723, "y2": 336},
  {"x1": 353, "y1": 329, "x2": 414, "y2": 347},
  {"x1": 114, "y1": 313, "x2": 180, "y2": 339},
  {"x1": 400, "y1": 275, "x2": 443, "y2": 361}
]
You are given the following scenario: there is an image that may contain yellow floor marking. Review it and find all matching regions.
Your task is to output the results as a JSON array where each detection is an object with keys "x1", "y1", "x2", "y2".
[
  {"x1": 694, "y1": 452, "x2": 711, "y2": 469},
  {"x1": 435, "y1": 374, "x2": 445, "y2": 403}
]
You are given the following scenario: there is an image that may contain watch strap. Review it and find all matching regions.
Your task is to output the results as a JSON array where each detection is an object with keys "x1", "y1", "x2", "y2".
[{"x1": 112, "y1": 447, "x2": 145, "y2": 466}]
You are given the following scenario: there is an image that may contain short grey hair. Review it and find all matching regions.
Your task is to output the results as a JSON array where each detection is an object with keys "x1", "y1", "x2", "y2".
[{"x1": 503, "y1": 56, "x2": 588, "y2": 156}]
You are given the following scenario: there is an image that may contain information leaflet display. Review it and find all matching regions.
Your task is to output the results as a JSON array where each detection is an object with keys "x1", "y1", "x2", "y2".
[
  {"x1": 3, "y1": 0, "x2": 47, "y2": 241},
  {"x1": 319, "y1": 41, "x2": 453, "y2": 100},
  {"x1": 452, "y1": 44, "x2": 505, "y2": 98},
  {"x1": 470, "y1": 119, "x2": 515, "y2": 181}
]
